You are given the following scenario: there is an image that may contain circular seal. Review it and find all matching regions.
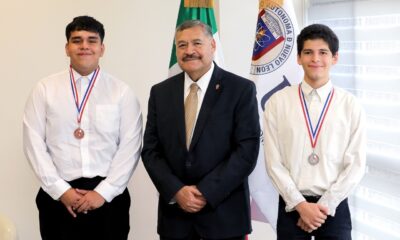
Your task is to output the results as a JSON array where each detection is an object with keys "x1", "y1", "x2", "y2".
[{"x1": 250, "y1": 7, "x2": 295, "y2": 75}]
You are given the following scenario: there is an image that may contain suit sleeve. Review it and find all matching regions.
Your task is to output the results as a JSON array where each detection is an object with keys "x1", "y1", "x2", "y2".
[
  {"x1": 141, "y1": 86, "x2": 185, "y2": 203},
  {"x1": 197, "y1": 81, "x2": 260, "y2": 208}
]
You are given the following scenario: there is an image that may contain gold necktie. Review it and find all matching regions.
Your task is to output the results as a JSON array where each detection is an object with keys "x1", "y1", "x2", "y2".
[{"x1": 185, "y1": 83, "x2": 199, "y2": 149}]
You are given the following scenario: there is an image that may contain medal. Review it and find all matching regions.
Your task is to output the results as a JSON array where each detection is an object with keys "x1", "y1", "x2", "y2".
[
  {"x1": 74, "y1": 128, "x2": 85, "y2": 139},
  {"x1": 299, "y1": 84, "x2": 334, "y2": 165},
  {"x1": 308, "y1": 152, "x2": 319, "y2": 165},
  {"x1": 70, "y1": 66, "x2": 100, "y2": 140}
]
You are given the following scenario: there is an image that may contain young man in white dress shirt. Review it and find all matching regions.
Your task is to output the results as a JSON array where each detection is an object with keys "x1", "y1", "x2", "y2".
[
  {"x1": 23, "y1": 16, "x2": 142, "y2": 240},
  {"x1": 264, "y1": 24, "x2": 366, "y2": 239}
]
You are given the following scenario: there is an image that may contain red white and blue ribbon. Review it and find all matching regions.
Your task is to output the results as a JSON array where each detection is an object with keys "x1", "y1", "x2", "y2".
[
  {"x1": 298, "y1": 84, "x2": 334, "y2": 149},
  {"x1": 69, "y1": 66, "x2": 100, "y2": 124}
]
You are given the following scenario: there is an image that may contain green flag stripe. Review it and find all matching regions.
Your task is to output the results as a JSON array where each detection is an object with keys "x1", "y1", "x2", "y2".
[{"x1": 169, "y1": 0, "x2": 218, "y2": 68}]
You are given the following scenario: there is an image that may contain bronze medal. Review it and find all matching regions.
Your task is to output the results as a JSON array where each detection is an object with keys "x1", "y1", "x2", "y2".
[{"x1": 74, "y1": 128, "x2": 85, "y2": 139}]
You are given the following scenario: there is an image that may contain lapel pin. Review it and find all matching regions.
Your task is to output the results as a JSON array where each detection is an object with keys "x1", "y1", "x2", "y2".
[{"x1": 215, "y1": 84, "x2": 220, "y2": 90}]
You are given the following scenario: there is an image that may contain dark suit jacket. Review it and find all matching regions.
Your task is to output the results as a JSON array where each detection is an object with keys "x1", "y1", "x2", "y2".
[{"x1": 141, "y1": 64, "x2": 260, "y2": 239}]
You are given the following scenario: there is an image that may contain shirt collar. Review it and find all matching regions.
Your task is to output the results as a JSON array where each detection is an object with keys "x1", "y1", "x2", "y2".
[
  {"x1": 301, "y1": 79, "x2": 333, "y2": 101},
  {"x1": 184, "y1": 62, "x2": 214, "y2": 92},
  {"x1": 71, "y1": 68, "x2": 97, "y2": 83}
]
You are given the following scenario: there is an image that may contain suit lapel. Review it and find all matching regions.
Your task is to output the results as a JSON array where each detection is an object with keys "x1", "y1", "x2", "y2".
[
  {"x1": 189, "y1": 65, "x2": 223, "y2": 150},
  {"x1": 171, "y1": 73, "x2": 186, "y2": 147}
]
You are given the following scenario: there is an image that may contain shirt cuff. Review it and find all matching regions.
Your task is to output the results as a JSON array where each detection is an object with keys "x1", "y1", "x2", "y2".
[
  {"x1": 46, "y1": 179, "x2": 71, "y2": 200},
  {"x1": 94, "y1": 180, "x2": 120, "y2": 202},
  {"x1": 285, "y1": 191, "x2": 306, "y2": 212},
  {"x1": 169, "y1": 197, "x2": 177, "y2": 205},
  {"x1": 318, "y1": 195, "x2": 340, "y2": 216}
]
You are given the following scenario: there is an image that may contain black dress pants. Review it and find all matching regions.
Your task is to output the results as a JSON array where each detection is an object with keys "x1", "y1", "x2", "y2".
[
  {"x1": 161, "y1": 235, "x2": 245, "y2": 240},
  {"x1": 160, "y1": 227, "x2": 245, "y2": 240},
  {"x1": 36, "y1": 176, "x2": 130, "y2": 240},
  {"x1": 277, "y1": 196, "x2": 352, "y2": 240}
]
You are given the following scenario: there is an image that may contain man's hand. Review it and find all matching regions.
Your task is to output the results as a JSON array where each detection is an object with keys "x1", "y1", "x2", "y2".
[
  {"x1": 175, "y1": 185, "x2": 206, "y2": 213},
  {"x1": 295, "y1": 201, "x2": 328, "y2": 232},
  {"x1": 74, "y1": 189, "x2": 106, "y2": 213},
  {"x1": 297, "y1": 218, "x2": 313, "y2": 233},
  {"x1": 60, "y1": 188, "x2": 84, "y2": 218}
]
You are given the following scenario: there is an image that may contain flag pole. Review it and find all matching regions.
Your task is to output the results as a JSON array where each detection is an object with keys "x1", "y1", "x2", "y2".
[
  {"x1": 184, "y1": 0, "x2": 214, "y2": 8},
  {"x1": 259, "y1": 0, "x2": 283, "y2": 9},
  {"x1": 214, "y1": 0, "x2": 220, "y2": 30}
]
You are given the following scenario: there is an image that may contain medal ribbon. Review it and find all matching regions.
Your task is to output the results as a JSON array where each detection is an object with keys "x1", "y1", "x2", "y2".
[
  {"x1": 298, "y1": 84, "x2": 334, "y2": 148},
  {"x1": 69, "y1": 66, "x2": 100, "y2": 124}
]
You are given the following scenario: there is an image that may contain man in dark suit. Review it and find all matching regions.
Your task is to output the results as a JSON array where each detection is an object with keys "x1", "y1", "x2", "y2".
[{"x1": 141, "y1": 20, "x2": 260, "y2": 240}]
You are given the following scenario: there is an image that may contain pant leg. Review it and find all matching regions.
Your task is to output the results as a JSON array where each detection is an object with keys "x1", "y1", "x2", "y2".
[
  {"x1": 314, "y1": 199, "x2": 352, "y2": 240},
  {"x1": 36, "y1": 187, "x2": 87, "y2": 240},
  {"x1": 160, "y1": 226, "x2": 245, "y2": 240},
  {"x1": 160, "y1": 236, "x2": 199, "y2": 240},
  {"x1": 161, "y1": 234, "x2": 245, "y2": 240},
  {"x1": 276, "y1": 196, "x2": 311, "y2": 240},
  {"x1": 100, "y1": 188, "x2": 131, "y2": 240},
  {"x1": 160, "y1": 228, "x2": 201, "y2": 240},
  {"x1": 202, "y1": 236, "x2": 246, "y2": 240}
]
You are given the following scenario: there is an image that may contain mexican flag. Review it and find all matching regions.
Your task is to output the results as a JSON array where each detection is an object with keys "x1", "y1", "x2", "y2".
[{"x1": 169, "y1": 0, "x2": 224, "y2": 77}]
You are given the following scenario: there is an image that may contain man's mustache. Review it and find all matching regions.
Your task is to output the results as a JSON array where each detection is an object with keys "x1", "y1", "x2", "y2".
[{"x1": 182, "y1": 54, "x2": 201, "y2": 61}]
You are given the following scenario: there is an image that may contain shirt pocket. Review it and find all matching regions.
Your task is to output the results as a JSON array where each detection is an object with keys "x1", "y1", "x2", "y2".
[{"x1": 95, "y1": 104, "x2": 120, "y2": 133}]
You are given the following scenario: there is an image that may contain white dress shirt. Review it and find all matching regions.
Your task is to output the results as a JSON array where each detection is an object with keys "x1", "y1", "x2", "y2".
[
  {"x1": 263, "y1": 80, "x2": 366, "y2": 215},
  {"x1": 23, "y1": 68, "x2": 143, "y2": 202}
]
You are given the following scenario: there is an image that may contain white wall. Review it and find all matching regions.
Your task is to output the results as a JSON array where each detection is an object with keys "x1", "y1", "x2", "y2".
[{"x1": 0, "y1": 0, "x2": 303, "y2": 239}]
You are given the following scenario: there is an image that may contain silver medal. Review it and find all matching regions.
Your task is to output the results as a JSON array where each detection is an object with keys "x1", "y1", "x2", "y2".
[{"x1": 308, "y1": 153, "x2": 319, "y2": 165}]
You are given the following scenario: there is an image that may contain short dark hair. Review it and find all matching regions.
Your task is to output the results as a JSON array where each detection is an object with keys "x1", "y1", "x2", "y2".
[
  {"x1": 66, "y1": 16, "x2": 105, "y2": 42},
  {"x1": 297, "y1": 24, "x2": 339, "y2": 56},
  {"x1": 175, "y1": 19, "x2": 213, "y2": 38}
]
